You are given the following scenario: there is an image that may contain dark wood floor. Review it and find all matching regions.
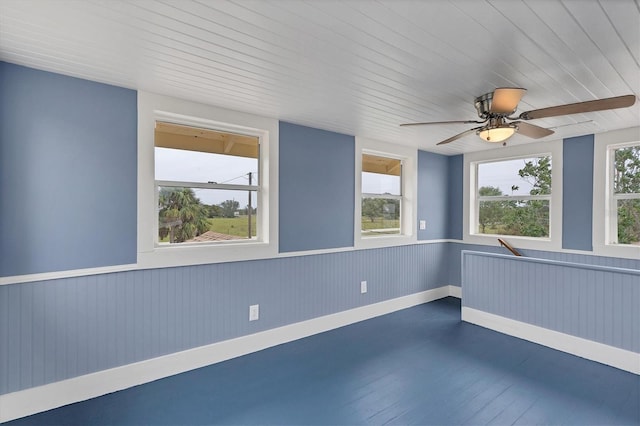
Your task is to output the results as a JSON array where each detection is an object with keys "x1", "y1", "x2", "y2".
[{"x1": 10, "y1": 297, "x2": 640, "y2": 425}]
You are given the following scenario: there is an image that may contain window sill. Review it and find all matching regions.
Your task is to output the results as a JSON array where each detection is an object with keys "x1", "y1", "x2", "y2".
[
  {"x1": 137, "y1": 241, "x2": 277, "y2": 269},
  {"x1": 154, "y1": 238, "x2": 260, "y2": 249},
  {"x1": 355, "y1": 234, "x2": 417, "y2": 250},
  {"x1": 464, "y1": 232, "x2": 559, "y2": 252},
  {"x1": 592, "y1": 243, "x2": 640, "y2": 261}
]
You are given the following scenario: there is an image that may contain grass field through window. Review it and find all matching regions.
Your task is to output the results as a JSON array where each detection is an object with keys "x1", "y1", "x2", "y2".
[
  {"x1": 207, "y1": 216, "x2": 257, "y2": 238},
  {"x1": 159, "y1": 215, "x2": 257, "y2": 243}
]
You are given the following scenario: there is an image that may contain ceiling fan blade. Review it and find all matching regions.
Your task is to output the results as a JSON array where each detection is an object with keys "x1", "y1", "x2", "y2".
[
  {"x1": 436, "y1": 127, "x2": 483, "y2": 145},
  {"x1": 519, "y1": 94, "x2": 636, "y2": 120},
  {"x1": 490, "y1": 88, "x2": 527, "y2": 114},
  {"x1": 400, "y1": 120, "x2": 484, "y2": 127},
  {"x1": 512, "y1": 121, "x2": 554, "y2": 139}
]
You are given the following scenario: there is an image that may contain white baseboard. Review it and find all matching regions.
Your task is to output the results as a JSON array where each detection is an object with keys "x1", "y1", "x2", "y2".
[
  {"x1": 448, "y1": 285, "x2": 461, "y2": 298},
  {"x1": 0, "y1": 286, "x2": 453, "y2": 423},
  {"x1": 462, "y1": 306, "x2": 640, "y2": 375}
]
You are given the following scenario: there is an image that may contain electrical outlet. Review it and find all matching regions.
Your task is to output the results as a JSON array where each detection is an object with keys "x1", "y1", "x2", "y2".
[
  {"x1": 249, "y1": 304, "x2": 259, "y2": 321},
  {"x1": 360, "y1": 280, "x2": 367, "y2": 294},
  {"x1": 419, "y1": 220, "x2": 426, "y2": 230}
]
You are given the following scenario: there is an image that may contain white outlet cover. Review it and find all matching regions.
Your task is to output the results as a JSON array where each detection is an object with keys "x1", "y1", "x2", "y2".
[
  {"x1": 419, "y1": 220, "x2": 426, "y2": 230},
  {"x1": 249, "y1": 304, "x2": 259, "y2": 321},
  {"x1": 360, "y1": 281, "x2": 367, "y2": 294}
]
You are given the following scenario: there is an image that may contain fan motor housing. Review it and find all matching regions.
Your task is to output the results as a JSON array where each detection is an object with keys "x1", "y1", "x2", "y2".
[{"x1": 474, "y1": 92, "x2": 492, "y2": 118}]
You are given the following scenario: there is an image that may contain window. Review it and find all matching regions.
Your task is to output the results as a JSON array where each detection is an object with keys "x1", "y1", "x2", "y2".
[
  {"x1": 609, "y1": 143, "x2": 640, "y2": 246},
  {"x1": 475, "y1": 155, "x2": 552, "y2": 238},
  {"x1": 464, "y1": 140, "x2": 562, "y2": 251},
  {"x1": 361, "y1": 154, "x2": 402, "y2": 237},
  {"x1": 593, "y1": 128, "x2": 639, "y2": 259},
  {"x1": 354, "y1": 137, "x2": 416, "y2": 248},
  {"x1": 137, "y1": 91, "x2": 278, "y2": 269},
  {"x1": 155, "y1": 122, "x2": 259, "y2": 245}
]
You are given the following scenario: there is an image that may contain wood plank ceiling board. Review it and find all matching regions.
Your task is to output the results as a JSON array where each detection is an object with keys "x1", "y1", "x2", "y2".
[
  {"x1": 362, "y1": 154, "x2": 402, "y2": 176},
  {"x1": 474, "y1": 1, "x2": 612, "y2": 132},
  {"x1": 519, "y1": 0, "x2": 638, "y2": 133},
  {"x1": 599, "y1": 1, "x2": 640, "y2": 67},
  {"x1": 0, "y1": 0, "x2": 638, "y2": 155},
  {"x1": 155, "y1": 122, "x2": 259, "y2": 159}
]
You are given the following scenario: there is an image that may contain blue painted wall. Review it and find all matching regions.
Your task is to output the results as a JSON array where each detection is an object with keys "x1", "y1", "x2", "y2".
[
  {"x1": 3, "y1": 239, "x2": 637, "y2": 396},
  {"x1": 447, "y1": 242, "x2": 640, "y2": 288},
  {"x1": 279, "y1": 122, "x2": 355, "y2": 252},
  {"x1": 447, "y1": 155, "x2": 463, "y2": 240},
  {"x1": 417, "y1": 150, "x2": 449, "y2": 240},
  {"x1": 0, "y1": 62, "x2": 137, "y2": 277},
  {"x1": 462, "y1": 251, "x2": 640, "y2": 353},
  {"x1": 1, "y1": 62, "x2": 638, "y2": 403},
  {"x1": 562, "y1": 134, "x2": 594, "y2": 251},
  {"x1": 0, "y1": 243, "x2": 447, "y2": 395},
  {"x1": 417, "y1": 152, "x2": 462, "y2": 240}
]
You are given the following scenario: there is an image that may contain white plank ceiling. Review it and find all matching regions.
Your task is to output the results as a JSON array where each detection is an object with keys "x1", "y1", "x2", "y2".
[{"x1": 1, "y1": 0, "x2": 639, "y2": 155}]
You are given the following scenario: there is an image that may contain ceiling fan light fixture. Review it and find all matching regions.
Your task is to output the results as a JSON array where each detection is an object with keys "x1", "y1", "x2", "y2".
[
  {"x1": 477, "y1": 124, "x2": 517, "y2": 143},
  {"x1": 399, "y1": 88, "x2": 636, "y2": 146}
]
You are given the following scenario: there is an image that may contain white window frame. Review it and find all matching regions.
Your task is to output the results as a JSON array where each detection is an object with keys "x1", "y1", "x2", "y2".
[
  {"x1": 355, "y1": 137, "x2": 417, "y2": 249},
  {"x1": 137, "y1": 91, "x2": 278, "y2": 269},
  {"x1": 593, "y1": 127, "x2": 640, "y2": 259},
  {"x1": 608, "y1": 142, "x2": 640, "y2": 245},
  {"x1": 464, "y1": 140, "x2": 563, "y2": 251}
]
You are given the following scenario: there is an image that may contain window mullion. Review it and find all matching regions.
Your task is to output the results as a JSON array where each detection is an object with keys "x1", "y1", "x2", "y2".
[
  {"x1": 362, "y1": 193, "x2": 402, "y2": 200},
  {"x1": 478, "y1": 195, "x2": 551, "y2": 202},
  {"x1": 613, "y1": 193, "x2": 640, "y2": 200},
  {"x1": 156, "y1": 180, "x2": 258, "y2": 191}
]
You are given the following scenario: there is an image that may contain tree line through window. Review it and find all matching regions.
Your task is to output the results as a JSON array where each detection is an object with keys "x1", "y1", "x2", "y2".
[
  {"x1": 477, "y1": 156, "x2": 551, "y2": 238},
  {"x1": 152, "y1": 119, "x2": 639, "y2": 247},
  {"x1": 361, "y1": 154, "x2": 402, "y2": 236},
  {"x1": 612, "y1": 144, "x2": 640, "y2": 245}
]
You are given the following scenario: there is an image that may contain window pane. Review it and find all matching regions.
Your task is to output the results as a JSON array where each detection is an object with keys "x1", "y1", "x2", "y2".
[
  {"x1": 362, "y1": 154, "x2": 401, "y2": 195},
  {"x1": 478, "y1": 156, "x2": 552, "y2": 196},
  {"x1": 617, "y1": 198, "x2": 640, "y2": 245},
  {"x1": 154, "y1": 121, "x2": 259, "y2": 184},
  {"x1": 362, "y1": 172, "x2": 401, "y2": 195},
  {"x1": 478, "y1": 199, "x2": 549, "y2": 237},
  {"x1": 155, "y1": 147, "x2": 258, "y2": 185},
  {"x1": 613, "y1": 145, "x2": 640, "y2": 194},
  {"x1": 361, "y1": 197, "x2": 400, "y2": 236},
  {"x1": 158, "y1": 187, "x2": 257, "y2": 244}
]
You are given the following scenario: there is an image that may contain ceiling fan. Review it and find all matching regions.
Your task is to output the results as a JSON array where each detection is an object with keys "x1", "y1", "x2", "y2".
[{"x1": 400, "y1": 88, "x2": 637, "y2": 145}]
